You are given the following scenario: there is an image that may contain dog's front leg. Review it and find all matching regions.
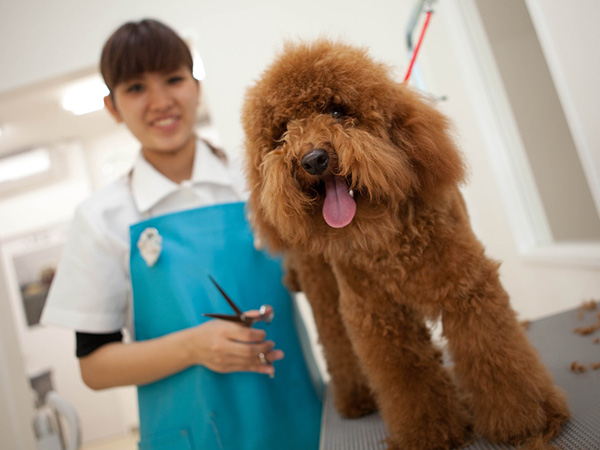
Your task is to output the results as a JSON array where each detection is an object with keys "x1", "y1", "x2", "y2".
[
  {"x1": 335, "y1": 274, "x2": 471, "y2": 450},
  {"x1": 288, "y1": 252, "x2": 378, "y2": 418},
  {"x1": 441, "y1": 265, "x2": 570, "y2": 445}
]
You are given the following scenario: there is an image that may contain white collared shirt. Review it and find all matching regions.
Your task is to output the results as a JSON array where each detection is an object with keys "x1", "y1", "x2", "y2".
[{"x1": 41, "y1": 140, "x2": 247, "y2": 338}]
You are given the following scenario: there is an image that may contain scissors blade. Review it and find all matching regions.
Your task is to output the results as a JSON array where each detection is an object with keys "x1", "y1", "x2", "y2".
[
  {"x1": 202, "y1": 313, "x2": 244, "y2": 323},
  {"x1": 208, "y1": 275, "x2": 245, "y2": 318}
]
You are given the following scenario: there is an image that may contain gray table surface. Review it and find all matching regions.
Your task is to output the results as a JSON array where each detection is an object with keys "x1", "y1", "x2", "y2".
[{"x1": 319, "y1": 306, "x2": 600, "y2": 449}]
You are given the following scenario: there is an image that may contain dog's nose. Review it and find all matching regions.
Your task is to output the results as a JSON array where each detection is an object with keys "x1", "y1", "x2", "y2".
[{"x1": 301, "y1": 148, "x2": 329, "y2": 175}]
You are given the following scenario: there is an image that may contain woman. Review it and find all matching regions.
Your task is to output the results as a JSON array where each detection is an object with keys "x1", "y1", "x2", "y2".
[{"x1": 41, "y1": 19, "x2": 322, "y2": 450}]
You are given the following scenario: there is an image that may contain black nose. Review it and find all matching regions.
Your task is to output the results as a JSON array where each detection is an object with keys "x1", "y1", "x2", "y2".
[{"x1": 301, "y1": 148, "x2": 329, "y2": 175}]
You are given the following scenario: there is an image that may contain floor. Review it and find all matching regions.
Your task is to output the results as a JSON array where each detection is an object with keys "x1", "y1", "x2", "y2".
[{"x1": 81, "y1": 430, "x2": 139, "y2": 450}]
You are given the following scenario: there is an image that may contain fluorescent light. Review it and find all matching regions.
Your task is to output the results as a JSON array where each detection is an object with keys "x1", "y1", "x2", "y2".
[
  {"x1": 61, "y1": 77, "x2": 109, "y2": 115},
  {"x1": 0, "y1": 147, "x2": 52, "y2": 184}
]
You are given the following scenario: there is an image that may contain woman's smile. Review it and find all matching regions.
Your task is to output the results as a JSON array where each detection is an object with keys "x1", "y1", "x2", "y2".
[{"x1": 150, "y1": 115, "x2": 181, "y2": 130}]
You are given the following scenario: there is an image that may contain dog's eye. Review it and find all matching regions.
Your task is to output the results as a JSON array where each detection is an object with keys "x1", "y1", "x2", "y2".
[
  {"x1": 273, "y1": 122, "x2": 288, "y2": 145},
  {"x1": 328, "y1": 104, "x2": 347, "y2": 119}
]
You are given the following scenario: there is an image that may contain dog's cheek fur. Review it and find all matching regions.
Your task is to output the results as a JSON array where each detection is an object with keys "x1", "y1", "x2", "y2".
[
  {"x1": 283, "y1": 113, "x2": 418, "y2": 206},
  {"x1": 390, "y1": 87, "x2": 466, "y2": 201},
  {"x1": 335, "y1": 127, "x2": 416, "y2": 205},
  {"x1": 248, "y1": 150, "x2": 316, "y2": 250},
  {"x1": 243, "y1": 145, "x2": 286, "y2": 252}
]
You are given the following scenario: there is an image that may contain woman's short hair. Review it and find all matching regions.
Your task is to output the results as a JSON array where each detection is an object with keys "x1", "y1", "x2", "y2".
[{"x1": 100, "y1": 19, "x2": 194, "y2": 92}]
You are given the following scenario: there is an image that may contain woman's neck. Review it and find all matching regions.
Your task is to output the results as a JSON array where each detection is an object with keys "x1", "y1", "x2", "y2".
[{"x1": 142, "y1": 138, "x2": 196, "y2": 184}]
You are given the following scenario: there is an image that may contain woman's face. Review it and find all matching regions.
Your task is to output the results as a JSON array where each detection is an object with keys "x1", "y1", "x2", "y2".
[{"x1": 104, "y1": 66, "x2": 200, "y2": 158}]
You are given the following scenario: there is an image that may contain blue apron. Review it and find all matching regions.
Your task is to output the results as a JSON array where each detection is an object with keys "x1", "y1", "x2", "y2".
[{"x1": 129, "y1": 202, "x2": 322, "y2": 450}]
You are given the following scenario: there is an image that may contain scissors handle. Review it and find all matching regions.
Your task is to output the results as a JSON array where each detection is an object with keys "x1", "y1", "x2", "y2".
[{"x1": 259, "y1": 304, "x2": 274, "y2": 324}]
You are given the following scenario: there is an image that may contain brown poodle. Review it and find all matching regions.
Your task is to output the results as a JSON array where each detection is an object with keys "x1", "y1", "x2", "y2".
[{"x1": 241, "y1": 39, "x2": 570, "y2": 450}]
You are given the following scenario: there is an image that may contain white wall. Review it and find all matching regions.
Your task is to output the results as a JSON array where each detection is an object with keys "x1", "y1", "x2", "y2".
[
  {"x1": 524, "y1": 0, "x2": 600, "y2": 214},
  {"x1": 418, "y1": 0, "x2": 600, "y2": 320},
  {"x1": 0, "y1": 264, "x2": 37, "y2": 449}
]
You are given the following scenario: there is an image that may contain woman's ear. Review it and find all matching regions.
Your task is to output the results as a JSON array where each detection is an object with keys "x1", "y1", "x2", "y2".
[{"x1": 104, "y1": 95, "x2": 123, "y2": 123}]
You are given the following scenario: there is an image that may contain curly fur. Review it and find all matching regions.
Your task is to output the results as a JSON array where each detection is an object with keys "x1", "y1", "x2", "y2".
[{"x1": 242, "y1": 39, "x2": 569, "y2": 450}]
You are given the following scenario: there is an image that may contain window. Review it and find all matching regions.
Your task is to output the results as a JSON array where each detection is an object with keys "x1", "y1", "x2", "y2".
[{"x1": 473, "y1": 0, "x2": 600, "y2": 243}]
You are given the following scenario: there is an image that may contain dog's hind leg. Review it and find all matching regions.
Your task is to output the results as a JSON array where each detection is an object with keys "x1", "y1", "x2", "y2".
[
  {"x1": 287, "y1": 252, "x2": 378, "y2": 418},
  {"x1": 335, "y1": 276, "x2": 471, "y2": 450},
  {"x1": 441, "y1": 262, "x2": 570, "y2": 445}
]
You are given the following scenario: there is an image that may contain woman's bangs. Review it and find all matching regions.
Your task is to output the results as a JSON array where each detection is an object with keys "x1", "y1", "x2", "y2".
[{"x1": 103, "y1": 20, "x2": 193, "y2": 89}]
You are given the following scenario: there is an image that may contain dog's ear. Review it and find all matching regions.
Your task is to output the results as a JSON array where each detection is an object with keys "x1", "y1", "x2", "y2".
[{"x1": 389, "y1": 85, "x2": 465, "y2": 199}]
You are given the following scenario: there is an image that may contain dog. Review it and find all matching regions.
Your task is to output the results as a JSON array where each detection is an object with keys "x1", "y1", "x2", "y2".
[{"x1": 241, "y1": 39, "x2": 570, "y2": 450}]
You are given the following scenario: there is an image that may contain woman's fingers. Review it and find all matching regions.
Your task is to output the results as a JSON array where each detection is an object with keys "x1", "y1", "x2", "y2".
[
  {"x1": 211, "y1": 350, "x2": 281, "y2": 375},
  {"x1": 193, "y1": 316, "x2": 285, "y2": 375},
  {"x1": 227, "y1": 324, "x2": 267, "y2": 344},
  {"x1": 229, "y1": 340, "x2": 280, "y2": 363},
  {"x1": 245, "y1": 348, "x2": 285, "y2": 376}
]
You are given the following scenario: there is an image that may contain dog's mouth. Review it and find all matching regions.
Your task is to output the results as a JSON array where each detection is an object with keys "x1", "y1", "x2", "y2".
[
  {"x1": 299, "y1": 148, "x2": 357, "y2": 228},
  {"x1": 305, "y1": 175, "x2": 356, "y2": 229},
  {"x1": 322, "y1": 175, "x2": 356, "y2": 228}
]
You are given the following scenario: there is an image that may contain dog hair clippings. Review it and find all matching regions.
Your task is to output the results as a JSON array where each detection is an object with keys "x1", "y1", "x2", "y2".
[{"x1": 138, "y1": 227, "x2": 162, "y2": 267}]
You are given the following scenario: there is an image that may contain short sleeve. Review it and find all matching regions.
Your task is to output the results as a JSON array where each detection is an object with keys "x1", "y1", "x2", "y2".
[
  {"x1": 76, "y1": 331, "x2": 123, "y2": 357},
  {"x1": 41, "y1": 205, "x2": 129, "y2": 333}
]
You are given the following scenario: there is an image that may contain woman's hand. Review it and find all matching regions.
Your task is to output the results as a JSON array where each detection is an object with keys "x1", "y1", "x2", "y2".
[
  {"x1": 184, "y1": 314, "x2": 284, "y2": 376},
  {"x1": 78, "y1": 311, "x2": 283, "y2": 390}
]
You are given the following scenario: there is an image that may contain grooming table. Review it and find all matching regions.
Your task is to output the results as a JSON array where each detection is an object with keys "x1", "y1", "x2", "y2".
[{"x1": 319, "y1": 306, "x2": 600, "y2": 449}]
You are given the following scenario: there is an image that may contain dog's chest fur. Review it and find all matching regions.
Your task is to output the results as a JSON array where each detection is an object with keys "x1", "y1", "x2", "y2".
[{"x1": 319, "y1": 192, "x2": 484, "y2": 313}]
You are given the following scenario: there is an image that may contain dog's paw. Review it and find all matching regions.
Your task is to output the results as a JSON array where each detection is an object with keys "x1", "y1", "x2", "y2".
[
  {"x1": 334, "y1": 384, "x2": 378, "y2": 418},
  {"x1": 475, "y1": 387, "x2": 569, "y2": 445},
  {"x1": 476, "y1": 405, "x2": 541, "y2": 444},
  {"x1": 541, "y1": 390, "x2": 571, "y2": 441},
  {"x1": 383, "y1": 393, "x2": 472, "y2": 450},
  {"x1": 385, "y1": 421, "x2": 471, "y2": 450}
]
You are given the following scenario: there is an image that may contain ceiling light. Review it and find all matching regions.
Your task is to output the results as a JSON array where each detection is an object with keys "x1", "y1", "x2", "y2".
[
  {"x1": 0, "y1": 147, "x2": 51, "y2": 184},
  {"x1": 61, "y1": 77, "x2": 109, "y2": 115}
]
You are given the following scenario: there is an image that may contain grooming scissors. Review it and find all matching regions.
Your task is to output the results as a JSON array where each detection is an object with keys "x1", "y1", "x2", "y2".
[{"x1": 203, "y1": 275, "x2": 274, "y2": 327}]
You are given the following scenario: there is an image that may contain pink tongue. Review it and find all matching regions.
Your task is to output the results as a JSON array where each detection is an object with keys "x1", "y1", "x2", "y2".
[{"x1": 323, "y1": 177, "x2": 357, "y2": 228}]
